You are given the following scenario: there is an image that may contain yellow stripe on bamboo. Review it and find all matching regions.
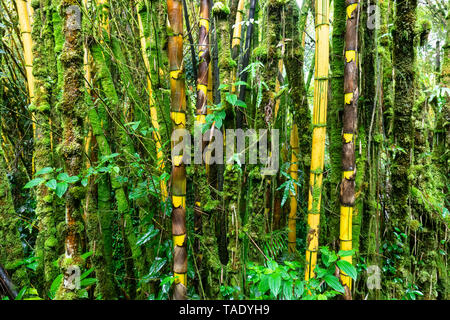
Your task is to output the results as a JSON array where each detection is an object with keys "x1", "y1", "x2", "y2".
[
  {"x1": 346, "y1": 3, "x2": 358, "y2": 18},
  {"x1": 199, "y1": 18, "x2": 209, "y2": 32},
  {"x1": 343, "y1": 133, "x2": 353, "y2": 143},
  {"x1": 174, "y1": 272, "x2": 187, "y2": 285},
  {"x1": 172, "y1": 195, "x2": 186, "y2": 208},
  {"x1": 344, "y1": 92, "x2": 353, "y2": 104},
  {"x1": 345, "y1": 50, "x2": 356, "y2": 63},
  {"x1": 173, "y1": 234, "x2": 186, "y2": 246}
]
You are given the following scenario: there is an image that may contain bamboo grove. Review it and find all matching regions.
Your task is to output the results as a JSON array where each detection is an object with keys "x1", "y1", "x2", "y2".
[{"x1": 0, "y1": 0, "x2": 448, "y2": 301}]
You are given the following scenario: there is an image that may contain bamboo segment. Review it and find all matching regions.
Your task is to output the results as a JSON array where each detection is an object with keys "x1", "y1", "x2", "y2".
[
  {"x1": 15, "y1": 0, "x2": 34, "y2": 102},
  {"x1": 167, "y1": 0, "x2": 187, "y2": 300},
  {"x1": 137, "y1": 1, "x2": 168, "y2": 200},
  {"x1": 194, "y1": 0, "x2": 210, "y2": 278},
  {"x1": 304, "y1": 0, "x2": 330, "y2": 281},
  {"x1": 231, "y1": 0, "x2": 245, "y2": 57},
  {"x1": 339, "y1": 0, "x2": 359, "y2": 292},
  {"x1": 288, "y1": 124, "x2": 299, "y2": 252},
  {"x1": 230, "y1": 0, "x2": 245, "y2": 95},
  {"x1": 15, "y1": 0, "x2": 35, "y2": 172}
]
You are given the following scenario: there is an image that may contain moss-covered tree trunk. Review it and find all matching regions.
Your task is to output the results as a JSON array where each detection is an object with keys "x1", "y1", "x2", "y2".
[
  {"x1": 326, "y1": 0, "x2": 345, "y2": 251},
  {"x1": 30, "y1": 0, "x2": 62, "y2": 295},
  {"x1": 0, "y1": 149, "x2": 29, "y2": 293},
  {"x1": 388, "y1": 0, "x2": 417, "y2": 296},
  {"x1": 284, "y1": 0, "x2": 311, "y2": 253},
  {"x1": 56, "y1": 0, "x2": 86, "y2": 300}
]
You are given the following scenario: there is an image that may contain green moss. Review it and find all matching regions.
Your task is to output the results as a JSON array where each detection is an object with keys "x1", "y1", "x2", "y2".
[{"x1": 212, "y1": 1, "x2": 230, "y2": 17}]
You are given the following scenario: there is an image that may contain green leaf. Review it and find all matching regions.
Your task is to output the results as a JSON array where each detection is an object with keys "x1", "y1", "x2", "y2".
[
  {"x1": 143, "y1": 257, "x2": 167, "y2": 282},
  {"x1": 225, "y1": 93, "x2": 237, "y2": 106},
  {"x1": 294, "y1": 280, "x2": 304, "y2": 297},
  {"x1": 55, "y1": 182, "x2": 68, "y2": 198},
  {"x1": 80, "y1": 267, "x2": 94, "y2": 280},
  {"x1": 24, "y1": 177, "x2": 45, "y2": 189},
  {"x1": 235, "y1": 100, "x2": 247, "y2": 108},
  {"x1": 80, "y1": 278, "x2": 97, "y2": 287},
  {"x1": 15, "y1": 287, "x2": 26, "y2": 300},
  {"x1": 324, "y1": 275, "x2": 345, "y2": 293},
  {"x1": 233, "y1": 80, "x2": 248, "y2": 87},
  {"x1": 100, "y1": 153, "x2": 120, "y2": 163},
  {"x1": 336, "y1": 260, "x2": 357, "y2": 280},
  {"x1": 49, "y1": 274, "x2": 63, "y2": 298},
  {"x1": 136, "y1": 225, "x2": 159, "y2": 246},
  {"x1": 268, "y1": 273, "x2": 281, "y2": 297},
  {"x1": 35, "y1": 167, "x2": 54, "y2": 176},
  {"x1": 57, "y1": 172, "x2": 70, "y2": 181},
  {"x1": 81, "y1": 178, "x2": 88, "y2": 187},
  {"x1": 65, "y1": 175, "x2": 80, "y2": 183},
  {"x1": 337, "y1": 250, "x2": 355, "y2": 257},
  {"x1": 45, "y1": 179, "x2": 57, "y2": 190},
  {"x1": 282, "y1": 281, "x2": 293, "y2": 300},
  {"x1": 258, "y1": 274, "x2": 270, "y2": 294},
  {"x1": 77, "y1": 289, "x2": 89, "y2": 299},
  {"x1": 314, "y1": 266, "x2": 328, "y2": 279},
  {"x1": 81, "y1": 251, "x2": 93, "y2": 260}
]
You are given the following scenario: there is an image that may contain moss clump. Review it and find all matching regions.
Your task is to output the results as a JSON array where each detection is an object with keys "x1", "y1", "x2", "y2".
[
  {"x1": 44, "y1": 236, "x2": 58, "y2": 249},
  {"x1": 252, "y1": 45, "x2": 269, "y2": 59},
  {"x1": 212, "y1": 2, "x2": 230, "y2": 17}
]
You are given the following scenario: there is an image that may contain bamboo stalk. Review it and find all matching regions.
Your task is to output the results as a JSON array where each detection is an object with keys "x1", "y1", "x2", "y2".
[
  {"x1": 193, "y1": 0, "x2": 210, "y2": 277},
  {"x1": 15, "y1": 0, "x2": 35, "y2": 173},
  {"x1": 339, "y1": 0, "x2": 359, "y2": 293},
  {"x1": 288, "y1": 123, "x2": 299, "y2": 252},
  {"x1": 230, "y1": 0, "x2": 245, "y2": 95},
  {"x1": 304, "y1": 0, "x2": 330, "y2": 281},
  {"x1": 167, "y1": 0, "x2": 188, "y2": 300},
  {"x1": 15, "y1": 0, "x2": 34, "y2": 102},
  {"x1": 137, "y1": 1, "x2": 168, "y2": 201}
]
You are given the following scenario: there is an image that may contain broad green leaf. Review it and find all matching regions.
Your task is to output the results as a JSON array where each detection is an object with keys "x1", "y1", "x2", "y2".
[
  {"x1": 57, "y1": 172, "x2": 70, "y2": 181},
  {"x1": 337, "y1": 250, "x2": 355, "y2": 257},
  {"x1": 81, "y1": 178, "x2": 88, "y2": 187},
  {"x1": 324, "y1": 275, "x2": 345, "y2": 293},
  {"x1": 65, "y1": 175, "x2": 80, "y2": 183},
  {"x1": 294, "y1": 280, "x2": 304, "y2": 297},
  {"x1": 235, "y1": 100, "x2": 247, "y2": 108},
  {"x1": 55, "y1": 182, "x2": 68, "y2": 198},
  {"x1": 258, "y1": 274, "x2": 269, "y2": 294},
  {"x1": 225, "y1": 93, "x2": 237, "y2": 106},
  {"x1": 24, "y1": 177, "x2": 45, "y2": 189},
  {"x1": 45, "y1": 179, "x2": 57, "y2": 190},
  {"x1": 268, "y1": 273, "x2": 281, "y2": 297},
  {"x1": 336, "y1": 260, "x2": 357, "y2": 280},
  {"x1": 35, "y1": 167, "x2": 54, "y2": 176},
  {"x1": 282, "y1": 281, "x2": 293, "y2": 300}
]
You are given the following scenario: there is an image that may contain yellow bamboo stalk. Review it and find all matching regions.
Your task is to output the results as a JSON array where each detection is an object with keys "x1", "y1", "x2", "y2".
[
  {"x1": 304, "y1": 0, "x2": 329, "y2": 281},
  {"x1": 15, "y1": 0, "x2": 35, "y2": 173},
  {"x1": 230, "y1": 0, "x2": 245, "y2": 95},
  {"x1": 136, "y1": 1, "x2": 168, "y2": 200},
  {"x1": 288, "y1": 123, "x2": 299, "y2": 252}
]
